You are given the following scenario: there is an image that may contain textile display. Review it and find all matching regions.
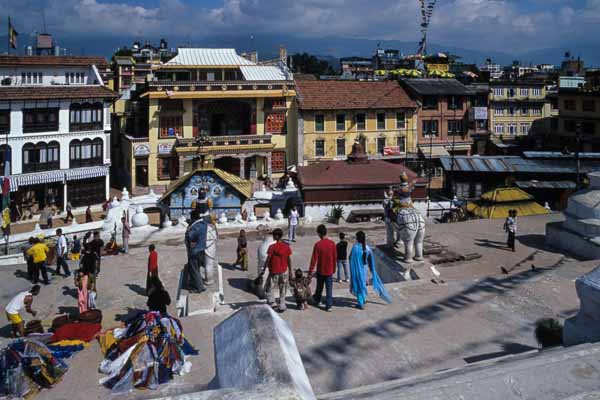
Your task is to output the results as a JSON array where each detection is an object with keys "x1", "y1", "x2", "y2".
[
  {"x1": 349, "y1": 243, "x2": 392, "y2": 306},
  {"x1": 97, "y1": 311, "x2": 198, "y2": 394},
  {"x1": 0, "y1": 339, "x2": 68, "y2": 398},
  {"x1": 51, "y1": 322, "x2": 102, "y2": 343}
]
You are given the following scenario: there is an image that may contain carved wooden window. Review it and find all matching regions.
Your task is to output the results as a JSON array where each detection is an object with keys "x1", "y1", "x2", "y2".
[
  {"x1": 272, "y1": 151, "x2": 286, "y2": 173},
  {"x1": 266, "y1": 113, "x2": 286, "y2": 134},
  {"x1": 157, "y1": 157, "x2": 179, "y2": 180},
  {"x1": 159, "y1": 115, "x2": 183, "y2": 138}
]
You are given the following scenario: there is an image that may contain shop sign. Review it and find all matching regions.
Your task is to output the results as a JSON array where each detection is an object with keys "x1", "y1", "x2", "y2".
[
  {"x1": 134, "y1": 144, "x2": 150, "y2": 157},
  {"x1": 158, "y1": 143, "x2": 173, "y2": 155}
]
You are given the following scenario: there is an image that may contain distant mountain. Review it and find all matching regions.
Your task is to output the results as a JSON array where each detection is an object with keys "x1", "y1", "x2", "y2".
[{"x1": 2, "y1": 32, "x2": 599, "y2": 67}]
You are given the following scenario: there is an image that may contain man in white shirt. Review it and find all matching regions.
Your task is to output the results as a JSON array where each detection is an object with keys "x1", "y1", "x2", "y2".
[
  {"x1": 288, "y1": 206, "x2": 299, "y2": 242},
  {"x1": 55, "y1": 229, "x2": 71, "y2": 276},
  {"x1": 5, "y1": 285, "x2": 40, "y2": 337}
]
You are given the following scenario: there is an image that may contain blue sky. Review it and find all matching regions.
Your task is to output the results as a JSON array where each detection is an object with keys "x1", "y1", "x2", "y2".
[{"x1": 1, "y1": 0, "x2": 599, "y2": 53}]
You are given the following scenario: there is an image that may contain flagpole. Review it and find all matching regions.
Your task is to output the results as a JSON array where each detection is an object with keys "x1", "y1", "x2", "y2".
[{"x1": 7, "y1": 17, "x2": 10, "y2": 55}]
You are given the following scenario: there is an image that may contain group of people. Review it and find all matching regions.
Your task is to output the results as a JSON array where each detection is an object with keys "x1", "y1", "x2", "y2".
[{"x1": 255, "y1": 224, "x2": 391, "y2": 313}]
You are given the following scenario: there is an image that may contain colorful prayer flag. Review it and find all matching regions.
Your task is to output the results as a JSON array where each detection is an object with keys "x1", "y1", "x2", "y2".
[{"x1": 8, "y1": 17, "x2": 18, "y2": 49}]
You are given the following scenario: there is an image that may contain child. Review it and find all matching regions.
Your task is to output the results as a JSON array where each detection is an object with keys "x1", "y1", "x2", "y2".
[
  {"x1": 71, "y1": 235, "x2": 81, "y2": 261},
  {"x1": 289, "y1": 269, "x2": 312, "y2": 310}
]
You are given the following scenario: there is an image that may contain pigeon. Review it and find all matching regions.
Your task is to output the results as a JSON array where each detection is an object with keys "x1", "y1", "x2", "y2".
[
  {"x1": 531, "y1": 264, "x2": 536, "y2": 270},
  {"x1": 500, "y1": 265, "x2": 509, "y2": 274}
]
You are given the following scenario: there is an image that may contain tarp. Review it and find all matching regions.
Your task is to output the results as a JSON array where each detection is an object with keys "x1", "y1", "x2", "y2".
[{"x1": 466, "y1": 200, "x2": 549, "y2": 219}]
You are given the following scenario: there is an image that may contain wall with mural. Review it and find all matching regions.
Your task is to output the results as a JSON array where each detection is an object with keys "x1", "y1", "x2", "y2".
[{"x1": 166, "y1": 171, "x2": 244, "y2": 219}]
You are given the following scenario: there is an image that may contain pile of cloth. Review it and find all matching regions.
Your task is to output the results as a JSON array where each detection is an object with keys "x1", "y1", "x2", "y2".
[
  {"x1": 97, "y1": 311, "x2": 198, "y2": 394},
  {"x1": 0, "y1": 339, "x2": 68, "y2": 398}
]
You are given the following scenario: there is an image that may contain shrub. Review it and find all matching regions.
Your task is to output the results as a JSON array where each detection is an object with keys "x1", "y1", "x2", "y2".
[{"x1": 534, "y1": 318, "x2": 563, "y2": 348}]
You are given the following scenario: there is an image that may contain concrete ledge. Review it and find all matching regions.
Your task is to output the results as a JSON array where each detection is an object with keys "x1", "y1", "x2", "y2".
[{"x1": 546, "y1": 221, "x2": 600, "y2": 260}]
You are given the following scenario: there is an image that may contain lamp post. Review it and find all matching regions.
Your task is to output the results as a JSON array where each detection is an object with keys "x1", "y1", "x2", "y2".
[{"x1": 576, "y1": 122, "x2": 582, "y2": 190}]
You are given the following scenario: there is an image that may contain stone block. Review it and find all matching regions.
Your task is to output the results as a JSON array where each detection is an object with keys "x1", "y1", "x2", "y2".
[
  {"x1": 213, "y1": 305, "x2": 316, "y2": 400},
  {"x1": 564, "y1": 266, "x2": 600, "y2": 346}
]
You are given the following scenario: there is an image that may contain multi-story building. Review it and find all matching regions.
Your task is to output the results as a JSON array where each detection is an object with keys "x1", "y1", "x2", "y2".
[
  {"x1": 488, "y1": 79, "x2": 551, "y2": 139},
  {"x1": 479, "y1": 62, "x2": 503, "y2": 80},
  {"x1": 116, "y1": 48, "x2": 296, "y2": 193},
  {"x1": 340, "y1": 57, "x2": 374, "y2": 80},
  {"x1": 294, "y1": 80, "x2": 417, "y2": 165},
  {"x1": 0, "y1": 55, "x2": 116, "y2": 212}
]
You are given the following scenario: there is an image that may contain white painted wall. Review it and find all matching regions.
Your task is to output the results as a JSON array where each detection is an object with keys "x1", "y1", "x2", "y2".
[{"x1": 0, "y1": 66, "x2": 95, "y2": 86}]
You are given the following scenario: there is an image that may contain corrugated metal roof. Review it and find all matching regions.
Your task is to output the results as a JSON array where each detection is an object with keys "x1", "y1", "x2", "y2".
[
  {"x1": 402, "y1": 78, "x2": 473, "y2": 96},
  {"x1": 239, "y1": 66, "x2": 287, "y2": 81},
  {"x1": 165, "y1": 48, "x2": 255, "y2": 66},
  {"x1": 441, "y1": 156, "x2": 600, "y2": 174},
  {"x1": 523, "y1": 151, "x2": 600, "y2": 159},
  {"x1": 515, "y1": 180, "x2": 576, "y2": 190}
]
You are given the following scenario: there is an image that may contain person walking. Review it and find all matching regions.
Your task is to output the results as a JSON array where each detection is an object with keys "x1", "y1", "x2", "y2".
[
  {"x1": 146, "y1": 276, "x2": 171, "y2": 314},
  {"x1": 261, "y1": 228, "x2": 292, "y2": 313},
  {"x1": 26, "y1": 238, "x2": 50, "y2": 284},
  {"x1": 5, "y1": 285, "x2": 40, "y2": 337},
  {"x1": 288, "y1": 206, "x2": 299, "y2": 242},
  {"x1": 349, "y1": 231, "x2": 392, "y2": 309},
  {"x1": 90, "y1": 231, "x2": 104, "y2": 275},
  {"x1": 309, "y1": 224, "x2": 337, "y2": 311},
  {"x1": 70, "y1": 235, "x2": 81, "y2": 261},
  {"x1": 121, "y1": 216, "x2": 131, "y2": 254},
  {"x1": 85, "y1": 205, "x2": 93, "y2": 223},
  {"x1": 146, "y1": 244, "x2": 159, "y2": 295},
  {"x1": 504, "y1": 209, "x2": 518, "y2": 252},
  {"x1": 236, "y1": 229, "x2": 248, "y2": 271},
  {"x1": 55, "y1": 229, "x2": 71, "y2": 277},
  {"x1": 75, "y1": 269, "x2": 90, "y2": 314},
  {"x1": 22, "y1": 237, "x2": 35, "y2": 281},
  {"x1": 336, "y1": 232, "x2": 349, "y2": 283},
  {"x1": 65, "y1": 201, "x2": 74, "y2": 223}
]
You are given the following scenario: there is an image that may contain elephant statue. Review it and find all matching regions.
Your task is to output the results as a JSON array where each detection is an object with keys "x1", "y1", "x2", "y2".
[
  {"x1": 384, "y1": 196, "x2": 426, "y2": 263},
  {"x1": 184, "y1": 216, "x2": 218, "y2": 292}
]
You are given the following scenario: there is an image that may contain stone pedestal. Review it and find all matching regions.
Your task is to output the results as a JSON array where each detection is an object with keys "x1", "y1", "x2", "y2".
[
  {"x1": 546, "y1": 172, "x2": 600, "y2": 260},
  {"x1": 214, "y1": 305, "x2": 316, "y2": 400},
  {"x1": 564, "y1": 266, "x2": 600, "y2": 346}
]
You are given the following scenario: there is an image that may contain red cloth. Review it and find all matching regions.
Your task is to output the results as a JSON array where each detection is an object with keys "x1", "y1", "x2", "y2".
[
  {"x1": 309, "y1": 238, "x2": 337, "y2": 277},
  {"x1": 148, "y1": 251, "x2": 158, "y2": 274},
  {"x1": 51, "y1": 322, "x2": 102, "y2": 343},
  {"x1": 267, "y1": 241, "x2": 292, "y2": 275}
]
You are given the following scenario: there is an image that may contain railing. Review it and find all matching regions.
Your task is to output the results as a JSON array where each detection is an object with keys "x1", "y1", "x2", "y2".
[
  {"x1": 70, "y1": 158, "x2": 103, "y2": 168},
  {"x1": 70, "y1": 122, "x2": 103, "y2": 132},
  {"x1": 23, "y1": 123, "x2": 59, "y2": 133},
  {"x1": 176, "y1": 134, "x2": 273, "y2": 148},
  {"x1": 147, "y1": 80, "x2": 294, "y2": 93},
  {"x1": 22, "y1": 161, "x2": 60, "y2": 173}
]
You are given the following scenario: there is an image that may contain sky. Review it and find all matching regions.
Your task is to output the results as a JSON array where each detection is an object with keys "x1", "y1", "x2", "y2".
[{"x1": 1, "y1": 0, "x2": 599, "y2": 54}]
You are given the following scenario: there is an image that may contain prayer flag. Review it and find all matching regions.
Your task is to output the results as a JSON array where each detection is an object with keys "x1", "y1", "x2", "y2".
[{"x1": 8, "y1": 17, "x2": 18, "y2": 49}]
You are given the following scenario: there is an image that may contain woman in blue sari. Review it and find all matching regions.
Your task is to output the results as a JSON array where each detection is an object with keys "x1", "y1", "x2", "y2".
[{"x1": 349, "y1": 231, "x2": 392, "y2": 309}]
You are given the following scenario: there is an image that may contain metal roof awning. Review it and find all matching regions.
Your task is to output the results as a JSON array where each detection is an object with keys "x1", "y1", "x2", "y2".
[
  {"x1": 12, "y1": 170, "x2": 65, "y2": 188},
  {"x1": 65, "y1": 166, "x2": 109, "y2": 181},
  {"x1": 515, "y1": 180, "x2": 576, "y2": 190},
  {"x1": 445, "y1": 143, "x2": 472, "y2": 151},
  {"x1": 419, "y1": 145, "x2": 450, "y2": 158}
]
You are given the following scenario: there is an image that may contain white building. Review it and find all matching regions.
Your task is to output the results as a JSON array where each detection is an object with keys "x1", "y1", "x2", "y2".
[{"x1": 0, "y1": 55, "x2": 116, "y2": 213}]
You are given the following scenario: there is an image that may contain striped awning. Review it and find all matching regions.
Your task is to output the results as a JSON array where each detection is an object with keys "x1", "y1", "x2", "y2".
[
  {"x1": 13, "y1": 170, "x2": 65, "y2": 187},
  {"x1": 65, "y1": 166, "x2": 109, "y2": 181}
]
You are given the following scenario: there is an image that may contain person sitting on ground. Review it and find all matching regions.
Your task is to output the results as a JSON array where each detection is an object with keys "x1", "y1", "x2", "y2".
[
  {"x1": 104, "y1": 231, "x2": 120, "y2": 255},
  {"x1": 146, "y1": 276, "x2": 171, "y2": 314},
  {"x1": 5, "y1": 285, "x2": 40, "y2": 337},
  {"x1": 289, "y1": 269, "x2": 312, "y2": 310}
]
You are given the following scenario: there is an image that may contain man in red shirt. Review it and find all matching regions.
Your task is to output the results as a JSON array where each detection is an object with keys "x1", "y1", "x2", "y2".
[
  {"x1": 263, "y1": 228, "x2": 292, "y2": 312},
  {"x1": 309, "y1": 224, "x2": 337, "y2": 311},
  {"x1": 146, "y1": 244, "x2": 159, "y2": 295}
]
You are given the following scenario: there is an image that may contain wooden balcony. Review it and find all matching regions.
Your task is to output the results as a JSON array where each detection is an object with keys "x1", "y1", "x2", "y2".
[{"x1": 174, "y1": 134, "x2": 275, "y2": 155}]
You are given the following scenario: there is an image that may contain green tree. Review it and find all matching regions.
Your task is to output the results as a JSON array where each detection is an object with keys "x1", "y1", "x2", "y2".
[{"x1": 291, "y1": 53, "x2": 336, "y2": 76}]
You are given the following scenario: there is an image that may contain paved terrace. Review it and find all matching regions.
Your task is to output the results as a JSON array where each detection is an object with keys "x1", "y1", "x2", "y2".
[{"x1": 1, "y1": 213, "x2": 596, "y2": 398}]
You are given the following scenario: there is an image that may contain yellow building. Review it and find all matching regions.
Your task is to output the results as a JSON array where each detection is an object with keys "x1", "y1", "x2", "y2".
[
  {"x1": 489, "y1": 79, "x2": 552, "y2": 138},
  {"x1": 294, "y1": 80, "x2": 418, "y2": 164},
  {"x1": 116, "y1": 48, "x2": 296, "y2": 193}
]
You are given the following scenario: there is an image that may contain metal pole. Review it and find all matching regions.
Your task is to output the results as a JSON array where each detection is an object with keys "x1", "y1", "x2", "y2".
[
  {"x1": 427, "y1": 124, "x2": 433, "y2": 217},
  {"x1": 576, "y1": 122, "x2": 582, "y2": 190}
]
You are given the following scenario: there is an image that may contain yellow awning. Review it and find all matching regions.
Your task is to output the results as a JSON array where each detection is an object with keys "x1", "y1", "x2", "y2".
[{"x1": 419, "y1": 145, "x2": 450, "y2": 158}]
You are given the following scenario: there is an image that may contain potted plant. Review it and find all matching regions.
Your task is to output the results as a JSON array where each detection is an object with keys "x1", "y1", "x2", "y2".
[{"x1": 329, "y1": 205, "x2": 345, "y2": 225}]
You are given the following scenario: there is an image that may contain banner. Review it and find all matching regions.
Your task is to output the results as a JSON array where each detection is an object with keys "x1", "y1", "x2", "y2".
[{"x1": 8, "y1": 17, "x2": 17, "y2": 49}]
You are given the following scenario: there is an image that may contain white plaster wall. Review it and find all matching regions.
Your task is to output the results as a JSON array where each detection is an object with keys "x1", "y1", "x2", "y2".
[
  {"x1": 0, "y1": 66, "x2": 94, "y2": 85},
  {"x1": 304, "y1": 203, "x2": 384, "y2": 221}
]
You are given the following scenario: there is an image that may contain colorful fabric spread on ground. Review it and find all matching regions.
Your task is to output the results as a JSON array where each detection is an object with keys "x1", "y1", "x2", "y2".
[
  {"x1": 98, "y1": 311, "x2": 198, "y2": 394},
  {"x1": 0, "y1": 339, "x2": 68, "y2": 398},
  {"x1": 349, "y1": 244, "x2": 393, "y2": 306}
]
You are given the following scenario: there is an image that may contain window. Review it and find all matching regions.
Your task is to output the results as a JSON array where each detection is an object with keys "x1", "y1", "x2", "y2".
[
  {"x1": 0, "y1": 145, "x2": 11, "y2": 175},
  {"x1": 583, "y1": 100, "x2": 596, "y2": 112},
  {"x1": 377, "y1": 113, "x2": 386, "y2": 130},
  {"x1": 315, "y1": 139, "x2": 325, "y2": 157},
  {"x1": 520, "y1": 124, "x2": 530, "y2": 135},
  {"x1": 396, "y1": 112, "x2": 406, "y2": 129},
  {"x1": 23, "y1": 108, "x2": 59, "y2": 133},
  {"x1": 423, "y1": 96, "x2": 438, "y2": 110},
  {"x1": 0, "y1": 111, "x2": 9, "y2": 132},
  {"x1": 70, "y1": 103, "x2": 103, "y2": 131},
  {"x1": 396, "y1": 136, "x2": 406, "y2": 153},
  {"x1": 21, "y1": 73, "x2": 26, "y2": 84},
  {"x1": 532, "y1": 88, "x2": 542, "y2": 97},
  {"x1": 272, "y1": 151, "x2": 286, "y2": 173},
  {"x1": 70, "y1": 138, "x2": 103, "y2": 168},
  {"x1": 336, "y1": 114, "x2": 346, "y2": 131},
  {"x1": 507, "y1": 124, "x2": 517, "y2": 135},
  {"x1": 26, "y1": 72, "x2": 31, "y2": 84},
  {"x1": 377, "y1": 137, "x2": 386, "y2": 155},
  {"x1": 564, "y1": 120, "x2": 577, "y2": 132},
  {"x1": 507, "y1": 88, "x2": 516, "y2": 98},
  {"x1": 448, "y1": 120, "x2": 462, "y2": 136},
  {"x1": 159, "y1": 115, "x2": 183, "y2": 138},
  {"x1": 521, "y1": 107, "x2": 528, "y2": 116},
  {"x1": 448, "y1": 96, "x2": 463, "y2": 110},
  {"x1": 582, "y1": 122, "x2": 595, "y2": 135},
  {"x1": 266, "y1": 113, "x2": 286, "y2": 134},
  {"x1": 336, "y1": 138, "x2": 346, "y2": 157},
  {"x1": 531, "y1": 107, "x2": 542, "y2": 116},
  {"x1": 494, "y1": 107, "x2": 504, "y2": 116},
  {"x1": 422, "y1": 120, "x2": 438, "y2": 137},
  {"x1": 564, "y1": 99, "x2": 576, "y2": 111},
  {"x1": 508, "y1": 107, "x2": 516, "y2": 116},
  {"x1": 493, "y1": 88, "x2": 504, "y2": 96},
  {"x1": 22, "y1": 142, "x2": 60, "y2": 173},
  {"x1": 494, "y1": 124, "x2": 504, "y2": 134},
  {"x1": 355, "y1": 113, "x2": 366, "y2": 130},
  {"x1": 520, "y1": 88, "x2": 529, "y2": 97},
  {"x1": 157, "y1": 157, "x2": 179, "y2": 180},
  {"x1": 314, "y1": 114, "x2": 325, "y2": 132}
]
